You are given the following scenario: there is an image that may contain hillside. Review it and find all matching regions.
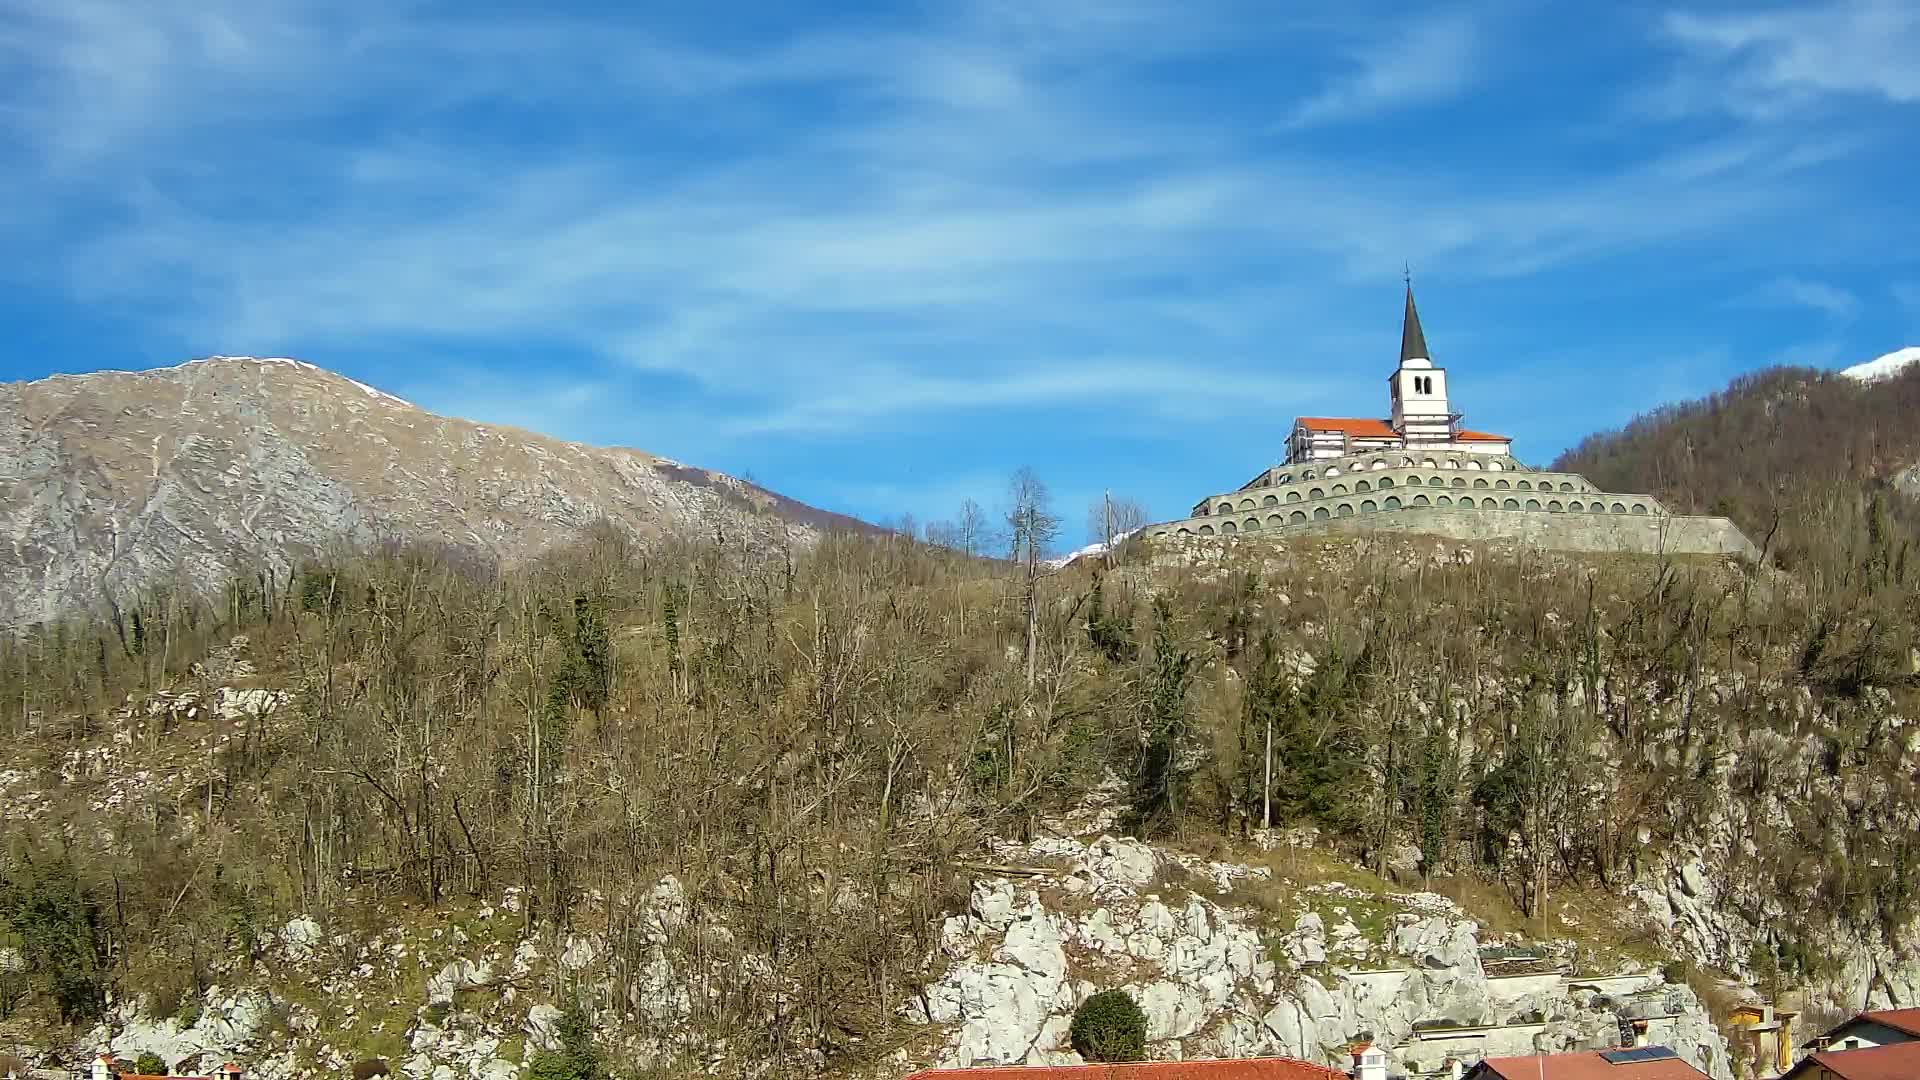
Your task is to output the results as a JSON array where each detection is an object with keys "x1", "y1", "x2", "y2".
[
  {"x1": 1554, "y1": 350, "x2": 1920, "y2": 575},
  {"x1": 0, "y1": 357, "x2": 868, "y2": 627},
  {"x1": 3, "y1": 359, "x2": 1920, "y2": 1080}
]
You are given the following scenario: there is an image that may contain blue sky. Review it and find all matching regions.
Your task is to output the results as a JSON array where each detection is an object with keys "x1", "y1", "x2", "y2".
[{"x1": 3, "y1": 0, "x2": 1918, "y2": 545}]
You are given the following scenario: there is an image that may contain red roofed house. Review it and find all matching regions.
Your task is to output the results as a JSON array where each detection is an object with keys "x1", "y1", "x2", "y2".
[
  {"x1": 1283, "y1": 286, "x2": 1512, "y2": 465},
  {"x1": 1780, "y1": 1039, "x2": 1920, "y2": 1079},
  {"x1": 902, "y1": 1056, "x2": 1348, "y2": 1080},
  {"x1": 1800, "y1": 1008, "x2": 1920, "y2": 1054},
  {"x1": 90, "y1": 1055, "x2": 242, "y2": 1080},
  {"x1": 1462, "y1": 1047, "x2": 1708, "y2": 1080}
]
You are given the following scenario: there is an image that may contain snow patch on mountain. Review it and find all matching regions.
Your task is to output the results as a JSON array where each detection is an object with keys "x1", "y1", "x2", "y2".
[
  {"x1": 1840, "y1": 346, "x2": 1920, "y2": 383},
  {"x1": 1046, "y1": 529, "x2": 1139, "y2": 569}
]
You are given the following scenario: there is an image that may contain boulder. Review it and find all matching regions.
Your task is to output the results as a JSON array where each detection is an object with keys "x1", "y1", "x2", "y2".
[
  {"x1": 280, "y1": 917, "x2": 323, "y2": 962},
  {"x1": 1135, "y1": 980, "x2": 1208, "y2": 1041},
  {"x1": 1260, "y1": 997, "x2": 1310, "y2": 1056},
  {"x1": 1288, "y1": 913, "x2": 1328, "y2": 966},
  {"x1": 1390, "y1": 917, "x2": 1481, "y2": 971},
  {"x1": 1383, "y1": 843, "x2": 1423, "y2": 885},
  {"x1": 427, "y1": 960, "x2": 494, "y2": 1006},
  {"x1": 1678, "y1": 859, "x2": 1709, "y2": 899},
  {"x1": 523, "y1": 1005, "x2": 563, "y2": 1052},
  {"x1": 1084, "y1": 835, "x2": 1158, "y2": 890}
]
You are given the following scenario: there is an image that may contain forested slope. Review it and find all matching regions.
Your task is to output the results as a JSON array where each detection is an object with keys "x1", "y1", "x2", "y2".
[
  {"x1": 1555, "y1": 363, "x2": 1920, "y2": 577},
  {"x1": 3, "y1": 363, "x2": 1920, "y2": 1076}
]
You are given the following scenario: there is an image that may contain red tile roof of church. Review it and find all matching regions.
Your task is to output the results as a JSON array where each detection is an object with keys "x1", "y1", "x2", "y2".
[
  {"x1": 904, "y1": 1057, "x2": 1346, "y2": 1080},
  {"x1": 1295, "y1": 417, "x2": 1397, "y2": 437},
  {"x1": 1294, "y1": 417, "x2": 1510, "y2": 444}
]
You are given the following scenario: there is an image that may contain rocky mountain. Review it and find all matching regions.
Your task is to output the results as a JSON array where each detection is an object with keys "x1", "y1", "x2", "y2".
[{"x1": 0, "y1": 357, "x2": 867, "y2": 626}]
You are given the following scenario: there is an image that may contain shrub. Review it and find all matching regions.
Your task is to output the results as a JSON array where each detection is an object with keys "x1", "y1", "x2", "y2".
[
  {"x1": 528, "y1": 1004, "x2": 604, "y2": 1080},
  {"x1": 1070, "y1": 990, "x2": 1148, "y2": 1063},
  {"x1": 134, "y1": 1053, "x2": 167, "y2": 1076},
  {"x1": 351, "y1": 1060, "x2": 391, "y2": 1080}
]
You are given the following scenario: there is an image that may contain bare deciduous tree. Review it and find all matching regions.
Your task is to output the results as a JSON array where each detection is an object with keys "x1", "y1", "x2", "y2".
[{"x1": 1005, "y1": 468, "x2": 1061, "y2": 688}]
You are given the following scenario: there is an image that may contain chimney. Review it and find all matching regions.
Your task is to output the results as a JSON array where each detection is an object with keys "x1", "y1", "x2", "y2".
[{"x1": 1351, "y1": 1043, "x2": 1389, "y2": 1080}]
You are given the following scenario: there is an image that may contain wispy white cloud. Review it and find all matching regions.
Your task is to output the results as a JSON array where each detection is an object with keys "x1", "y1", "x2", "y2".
[
  {"x1": 1284, "y1": 14, "x2": 1480, "y2": 128},
  {"x1": 1659, "y1": 0, "x2": 1920, "y2": 116},
  {"x1": 1749, "y1": 276, "x2": 1862, "y2": 320},
  {"x1": 0, "y1": 0, "x2": 1912, "y2": 536},
  {"x1": 720, "y1": 364, "x2": 1348, "y2": 437}
]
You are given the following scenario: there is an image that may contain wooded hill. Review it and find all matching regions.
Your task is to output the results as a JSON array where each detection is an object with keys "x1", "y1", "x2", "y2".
[
  {"x1": 0, "y1": 366, "x2": 1917, "y2": 1074},
  {"x1": 1556, "y1": 362, "x2": 1920, "y2": 580}
]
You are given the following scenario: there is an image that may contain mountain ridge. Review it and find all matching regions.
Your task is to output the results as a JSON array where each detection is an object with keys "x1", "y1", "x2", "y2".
[
  {"x1": 1839, "y1": 345, "x2": 1920, "y2": 383},
  {"x1": 0, "y1": 356, "x2": 869, "y2": 626}
]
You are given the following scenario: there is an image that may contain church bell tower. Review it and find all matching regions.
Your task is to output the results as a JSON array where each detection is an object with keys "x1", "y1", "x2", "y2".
[{"x1": 1388, "y1": 283, "x2": 1458, "y2": 446}]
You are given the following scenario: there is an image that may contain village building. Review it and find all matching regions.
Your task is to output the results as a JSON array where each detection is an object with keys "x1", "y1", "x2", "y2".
[
  {"x1": 904, "y1": 1058, "x2": 1346, "y2": 1080},
  {"x1": 1726, "y1": 1003, "x2": 1797, "y2": 1078},
  {"x1": 1798, "y1": 1008, "x2": 1920, "y2": 1054},
  {"x1": 1140, "y1": 287, "x2": 1757, "y2": 560},
  {"x1": 1462, "y1": 1047, "x2": 1708, "y2": 1080},
  {"x1": 1773, "y1": 1007, "x2": 1920, "y2": 1079},
  {"x1": 1778, "y1": 1040, "x2": 1920, "y2": 1080}
]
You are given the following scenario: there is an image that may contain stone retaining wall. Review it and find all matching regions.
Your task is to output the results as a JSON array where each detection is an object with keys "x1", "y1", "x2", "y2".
[{"x1": 1294, "y1": 506, "x2": 1757, "y2": 559}]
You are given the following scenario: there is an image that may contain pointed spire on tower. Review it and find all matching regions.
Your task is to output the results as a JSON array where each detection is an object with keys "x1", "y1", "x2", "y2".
[{"x1": 1399, "y1": 276, "x2": 1430, "y2": 365}]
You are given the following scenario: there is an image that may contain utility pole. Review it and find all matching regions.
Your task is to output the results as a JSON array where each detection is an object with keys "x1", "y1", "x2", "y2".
[
  {"x1": 1263, "y1": 709, "x2": 1273, "y2": 831},
  {"x1": 1103, "y1": 489, "x2": 1115, "y2": 571}
]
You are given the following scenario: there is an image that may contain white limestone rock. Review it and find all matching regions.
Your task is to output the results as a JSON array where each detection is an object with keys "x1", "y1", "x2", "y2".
[
  {"x1": 1135, "y1": 980, "x2": 1208, "y2": 1041},
  {"x1": 1260, "y1": 997, "x2": 1310, "y2": 1055},
  {"x1": 1084, "y1": 835, "x2": 1158, "y2": 890},
  {"x1": 523, "y1": 1005, "x2": 563, "y2": 1052},
  {"x1": 427, "y1": 960, "x2": 494, "y2": 1006},
  {"x1": 559, "y1": 936, "x2": 600, "y2": 971},
  {"x1": 1288, "y1": 913, "x2": 1328, "y2": 966},
  {"x1": 646, "y1": 875, "x2": 688, "y2": 939},
  {"x1": 1391, "y1": 916, "x2": 1482, "y2": 971},
  {"x1": 1678, "y1": 858, "x2": 1709, "y2": 899},
  {"x1": 280, "y1": 917, "x2": 323, "y2": 962}
]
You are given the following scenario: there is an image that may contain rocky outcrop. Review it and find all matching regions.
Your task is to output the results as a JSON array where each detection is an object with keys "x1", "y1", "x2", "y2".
[{"x1": 906, "y1": 835, "x2": 1730, "y2": 1079}]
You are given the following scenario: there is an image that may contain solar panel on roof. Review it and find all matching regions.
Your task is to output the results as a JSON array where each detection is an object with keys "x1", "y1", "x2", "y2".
[{"x1": 1598, "y1": 1047, "x2": 1678, "y2": 1064}]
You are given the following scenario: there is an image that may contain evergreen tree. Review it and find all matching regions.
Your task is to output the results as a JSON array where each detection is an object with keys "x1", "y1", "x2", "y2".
[
  {"x1": 1130, "y1": 596, "x2": 1194, "y2": 836},
  {"x1": 1085, "y1": 575, "x2": 1135, "y2": 663},
  {"x1": 571, "y1": 594, "x2": 609, "y2": 713},
  {"x1": 0, "y1": 853, "x2": 107, "y2": 1024},
  {"x1": 528, "y1": 1003, "x2": 605, "y2": 1080},
  {"x1": 662, "y1": 587, "x2": 683, "y2": 691}
]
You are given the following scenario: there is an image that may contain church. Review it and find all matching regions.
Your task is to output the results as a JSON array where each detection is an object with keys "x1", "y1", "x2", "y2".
[
  {"x1": 1286, "y1": 288, "x2": 1510, "y2": 463},
  {"x1": 1139, "y1": 288, "x2": 1758, "y2": 560}
]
